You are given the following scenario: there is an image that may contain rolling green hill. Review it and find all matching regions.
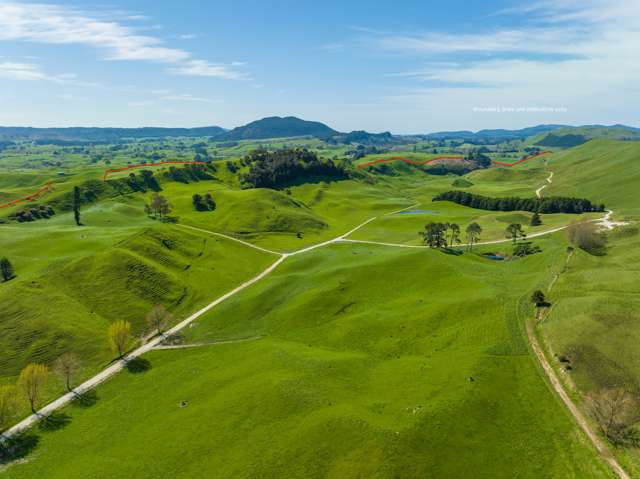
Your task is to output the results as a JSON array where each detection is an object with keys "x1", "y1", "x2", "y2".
[
  {"x1": 530, "y1": 126, "x2": 640, "y2": 148},
  {"x1": 544, "y1": 139, "x2": 640, "y2": 216},
  {"x1": 220, "y1": 116, "x2": 338, "y2": 141},
  {"x1": 2, "y1": 241, "x2": 612, "y2": 478},
  {"x1": 1, "y1": 134, "x2": 638, "y2": 477}
]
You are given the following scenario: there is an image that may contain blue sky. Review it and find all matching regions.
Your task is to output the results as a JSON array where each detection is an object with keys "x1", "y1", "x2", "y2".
[{"x1": 0, "y1": 0, "x2": 638, "y2": 133}]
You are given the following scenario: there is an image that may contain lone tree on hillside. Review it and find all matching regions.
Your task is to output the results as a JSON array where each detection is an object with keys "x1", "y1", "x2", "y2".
[
  {"x1": 589, "y1": 388, "x2": 639, "y2": 444},
  {"x1": 148, "y1": 193, "x2": 172, "y2": 219},
  {"x1": 0, "y1": 385, "x2": 18, "y2": 430},
  {"x1": 531, "y1": 290, "x2": 546, "y2": 306},
  {"x1": 18, "y1": 363, "x2": 49, "y2": 413},
  {"x1": 108, "y1": 320, "x2": 132, "y2": 358},
  {"x1": 567, "y1": 220, "x2": 607, "y2": 255},
  {"x1": 505, "y1": 223, "x2": 526, "y2": 245},
  {"x1": 204, "y1": 193, "x2": 216, "y2": 211},
  {"x1": 0, "y1": 257, "x2": 15, "y2": 282},
  {"x1": 448, "y1": 223, "x2": 461, "y2": 246},
  {"x1": 72, "y1": 186, "x2": 82, "y2": 226},
  {"x1": 530, "y1": 212, "x2": 542, "y2": 226},
  {"x1": 53, "y1": 352, "x2": 81, "y2": 392},
  {"x1": 465, "y1": 222, "x2": 482, "y2": 251},
  {"x1": 146, "y1": 305, "x2": 172, "y2": 336}
]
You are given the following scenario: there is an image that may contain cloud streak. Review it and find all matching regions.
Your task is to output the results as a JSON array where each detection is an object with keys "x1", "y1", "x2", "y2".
[
  {"x1": 369, "y1": 0, "x2": 640, "y2": 127},
  {"x1": 0, "y1": 2, "x2": 244, "y2": 79}
]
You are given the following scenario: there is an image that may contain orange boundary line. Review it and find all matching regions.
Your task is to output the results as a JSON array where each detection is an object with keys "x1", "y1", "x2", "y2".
[
  {"x1": 357, "y1": 156, "x2": 465, "y2": 169},
  {"x1": 102, "y1": 161, "x2": 207, "y2": 180},
  {"x1": 492, "y1": 150, "x2": 551, "y2": 167},
  {"x1": 0, "y1": 181, "x2": 54, "y2": 210},
  {"x1": 357, "y1": 150, "x2": 552, "y2": 170}
]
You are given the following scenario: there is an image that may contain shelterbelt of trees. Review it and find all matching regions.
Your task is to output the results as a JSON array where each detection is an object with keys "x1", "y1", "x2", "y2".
[
  {"x1": 241, "y1": 147, "x2": 348, "y2": 188},
  {"x1": 433, "y1": 190, "x2": 605, "y2": 214}
]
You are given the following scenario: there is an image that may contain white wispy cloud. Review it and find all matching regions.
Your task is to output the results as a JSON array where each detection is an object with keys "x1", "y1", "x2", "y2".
[
  {"x1": 128, "y1": 100, "x2": 154, "y2": 107},
  {"x1": 370, "y1": 0, "x2": 640, "y2": 126},
  {"x1": 0, "y1": 61, "x2": 93, "y2": 85},
  {"x1": 317, "y1": 42, "x2": 344, "y2": 52},
  {"x1": 159, "y1": 93, "x2": 221, "y2": 104},
  {"x1": 169, "y1": 60, "x2": 247, "y2": 80},
  {"x1": 0, "y1": 2, "x2": 245, "y2": 79}
]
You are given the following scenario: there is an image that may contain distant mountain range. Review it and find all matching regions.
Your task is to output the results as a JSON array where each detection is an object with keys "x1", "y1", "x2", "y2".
[
  {"x1": 0, "y1": 117, "x2": 638, "y2": 144},
  {"x1": 0, "y1": 126, "x2": 226, "y2": 143},
  {"x1": 421, "y1": 125, "x2": 567, "y2": 142}
]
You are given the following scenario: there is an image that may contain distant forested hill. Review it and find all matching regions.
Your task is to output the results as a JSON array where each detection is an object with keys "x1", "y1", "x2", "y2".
[{"x1": 219, "y1": 116, "x2": 338, "y2": 140}]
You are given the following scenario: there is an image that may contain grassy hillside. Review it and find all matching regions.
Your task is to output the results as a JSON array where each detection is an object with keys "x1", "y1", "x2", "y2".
[
  {"x1": 2, "y1": 241, "x2": 612, "y2": 478},
  {"x1": 0, "y1": 199, "x2": 273, "y2": 416},
  {"x1": 545, "y1": 139, "x2": 640, "y2": 217}
]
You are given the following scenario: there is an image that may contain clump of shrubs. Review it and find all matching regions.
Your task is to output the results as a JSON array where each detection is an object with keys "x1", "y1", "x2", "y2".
[
  {"x1": 192, "y1": 194, "x2": 216, "y2": 212},
  {"x1": 567, "y1": 220, "x2": 607, "y2": 255},
  {"x1": 11, "y1": 205, "x2": 55, "y2": 222}
]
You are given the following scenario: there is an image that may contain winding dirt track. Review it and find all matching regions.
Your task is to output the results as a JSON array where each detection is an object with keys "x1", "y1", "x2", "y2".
[{"x1": 526, "y1": 321, "x2": 630, "y2": 479}]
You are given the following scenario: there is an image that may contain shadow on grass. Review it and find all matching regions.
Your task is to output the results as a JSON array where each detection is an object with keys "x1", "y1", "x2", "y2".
[
  {"x1": 38, "y1": 412, "x2": 71, "y2": 432},
  {"x1": 0, "y1": 433, "x2": 39, "y2": 465},
  {"x1": 72, "y1": 390, "x2": 98, "y2": 408},
  {"x1": 126, "y1": 357, "x2": 151, "y2": 374}
]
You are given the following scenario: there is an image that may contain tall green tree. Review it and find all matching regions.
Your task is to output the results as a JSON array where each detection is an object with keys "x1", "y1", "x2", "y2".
[
  {"x1": 530, "y1": 212, "x2": 542, "y2": 226},
  {"x1": 72, "y1": 186, "x2": 81, "y2": 226},
  {"x1": 0, "y1": 257, "x2": 15, "y2": 282},
  {"x1": 148, "y1": 193, "x2": 172, "y2": 219},
  {"x1": 108, "y1": 320, "x2": 132, "y2": 358},
  {"x1": 449, "y1": 223, "x2": 461, "y2": 246},
  {"x1": 420, "y1": 223, "x2": 448, "y2": 248},
  {"x1": 18, "y1": 363, "x2": 48, "y2": 413},
  {"x1": 505, "y1": 223, "x2": 526, "y2": 245},
  {"x1": 465, "y1": 222, "x2": 482, "y2": 251}
]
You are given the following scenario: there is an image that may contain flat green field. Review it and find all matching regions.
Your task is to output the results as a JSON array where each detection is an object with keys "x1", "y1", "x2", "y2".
[{"x1": 1, "y1": 240, "x2": 612, "y2": 478}]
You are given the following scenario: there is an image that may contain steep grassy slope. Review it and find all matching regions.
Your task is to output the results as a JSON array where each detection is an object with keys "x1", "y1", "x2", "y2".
[
  {"x1": 0, "y1": 201, "x2": 273, "y2": 415},
  {"x1": 2, "y1": 241, "x2": 613, "y2": 478},
  {"x1": 544, "y1": 139, "x2": 640, "y2": 217},
  {"x1": 532, "y1": 139, "x2": 640, "y2": 474}
]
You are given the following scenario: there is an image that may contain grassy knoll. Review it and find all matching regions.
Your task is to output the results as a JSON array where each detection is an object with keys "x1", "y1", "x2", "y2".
[
  {"x1": 160, "y1": 178, "x2": 410, "y2": 251},
  {"x1": 2, "y1": 240, "x2": 613, "y2": 478}
]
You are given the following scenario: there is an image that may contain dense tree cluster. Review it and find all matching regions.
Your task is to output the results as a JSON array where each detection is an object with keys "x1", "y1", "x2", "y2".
[
  {"x1": 465, "y1": 149, "x2": 491, "y2": 168},
  {"x1": 241, "y1": 147, "x2": 347, "y2": 188},
  {"x1": 419, "y1": 222, "x2": 462, "y2": 248},
  {"x1": 144, "y1": 193, "x2": 172, "y2": 219},
  {"x1": 192, "y1": 193, "x2": 216, "y2": 212},
  {"x1": 126, "y1": 170, "x2": 161, "y2": 192},
  {"x1": 433, "y1": 190, "x2": 604, "y2": 214},
  {"x1": 10, "y1": 204, "x2": 55, "y2": 222},
  {"x1": 567, "y1": 220, "x2": 607, "y2": 255}
]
